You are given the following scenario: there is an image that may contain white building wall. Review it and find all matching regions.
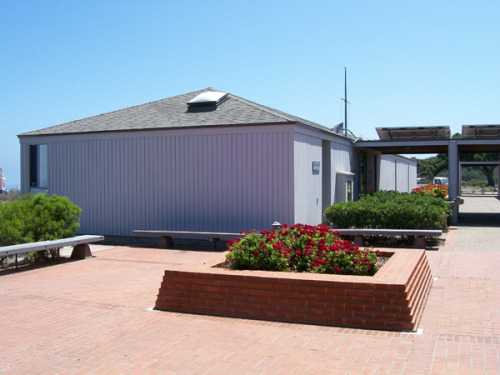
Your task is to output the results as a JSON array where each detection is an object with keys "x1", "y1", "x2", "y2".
[
  {"x1": 408, "y1": 163, "x2": 417, "y2": 190},
  {"x1": 379, "y1": 155, "x2": 417, "y2": 193},
  {"x1": 331, "y1": 142, "x2": 353, "y2": 203},
  {"x1": 396, "y1": 160, "x2": 409, "y2": 192},
  {"x1": 20, "y1": 126, "x2": 296, "y2": 236},
  {"x1": 379, "y1": 155, "x2": 396, "y2": 191},
  {"x1": 20, "y1": 124, "x2": 366, "y2": 235},
  {"x1": 293, "y1": 131, "x2": 323, "y2": 225}
]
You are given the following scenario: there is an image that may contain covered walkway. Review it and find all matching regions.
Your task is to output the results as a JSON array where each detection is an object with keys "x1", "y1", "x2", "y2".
[{"x1": 356, "y1": 125, "x2": 500, "y2": 224}]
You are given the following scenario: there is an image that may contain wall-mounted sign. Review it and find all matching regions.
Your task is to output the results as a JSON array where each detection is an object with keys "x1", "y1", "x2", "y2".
[{"x1": 312, "y1": 161, "x2": 320, "y2": 174}]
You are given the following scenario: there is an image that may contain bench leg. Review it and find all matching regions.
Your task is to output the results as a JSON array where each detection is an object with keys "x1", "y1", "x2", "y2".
[
  {"x1": 209, "y1": 237, "x2": 220, "y2": 250},
  {"x1": 159, "y1": 236, "x2": 174, "y2": 249},
  {"x1": 71, "y1": 244, "x2": 93, "y2": 259},
  {"x1": 353, "y1": 235, "x2": 365, "y2": 247},
  {"x1": 415, "y1": 236, "x2": 426, "y2": 249}
]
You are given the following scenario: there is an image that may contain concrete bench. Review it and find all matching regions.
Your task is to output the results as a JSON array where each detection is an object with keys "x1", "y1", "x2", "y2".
[
  {"x1": 0, "y1": 235, "x2": 104, "y2": 269},
  {"x1": 132, "y1": 230, "x2": 245, "y2": 250},
  {"x1": 334, "y1": 229, "x2": 442, "y2": 249}
]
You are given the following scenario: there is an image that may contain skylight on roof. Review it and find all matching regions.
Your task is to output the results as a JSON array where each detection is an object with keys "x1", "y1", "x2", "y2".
[{"x1": 188, "y1": 91, "x2": 228, "y2": 105}]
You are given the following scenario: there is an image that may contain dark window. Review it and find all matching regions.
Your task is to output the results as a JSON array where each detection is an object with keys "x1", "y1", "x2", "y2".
[
  {"x1": 29, "y1": 144, "x2": 47, "y2": 188},
  {"x1": 29, "y1": 145, "x2": 38, "y2": 187}
]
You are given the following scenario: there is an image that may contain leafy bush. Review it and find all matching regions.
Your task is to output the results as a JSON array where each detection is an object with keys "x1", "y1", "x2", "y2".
[
  {"x1": 324, "y1": 191, "x2": 450, "y2": 230},
  {"x1": 0, "y1": 194, "x2": 81, "y2": 246},
  {"x1": 225, "y1": 224, "x2": 380, "y2": 276}
]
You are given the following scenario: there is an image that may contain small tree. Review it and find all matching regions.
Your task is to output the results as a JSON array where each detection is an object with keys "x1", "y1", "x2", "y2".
[{"x1": 0, "y1": 194, "x2": 81, "y2": 246}]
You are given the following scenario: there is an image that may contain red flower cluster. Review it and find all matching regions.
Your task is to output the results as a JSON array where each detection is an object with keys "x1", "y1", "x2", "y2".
[
  {"x1": 411, "y1": 183, "x2": 448, "y2": 198},
  {"x1": 226, "y1": 224, "x2": 380, "y2": 276}
]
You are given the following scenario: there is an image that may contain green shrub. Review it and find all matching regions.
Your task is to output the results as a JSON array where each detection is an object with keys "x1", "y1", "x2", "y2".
[
  {"x1": 226, "y1": 224, "x2": 380, "y2": 276},
  {"x1": 0, "y1": 194, "x2": 81, "y2": 246},
  {"x1": 324, "y1": 191, "x2": 450, "y2": 230}
]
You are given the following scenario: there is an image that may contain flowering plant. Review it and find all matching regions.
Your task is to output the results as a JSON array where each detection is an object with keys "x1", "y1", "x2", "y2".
[
  {"x1": 411, "y1": 183, "x2": 448, "y2": 198},
  {"x1": 226, "y1": 224, "x2": 380, "y2": 276}
]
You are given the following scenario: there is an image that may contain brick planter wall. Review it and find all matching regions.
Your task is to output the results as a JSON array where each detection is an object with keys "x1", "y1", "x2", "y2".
[{"x1": 155, "y1": 249, "x2": 432, "y2": 331}]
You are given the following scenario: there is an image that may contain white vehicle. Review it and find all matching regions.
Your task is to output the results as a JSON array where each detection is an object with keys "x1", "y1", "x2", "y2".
[
  {"x1": 433, "y1": 177, "x2": 449, "y2": 185},
  {"x1": 417, "y1": 177, "x2": 427, "y2": 185}
]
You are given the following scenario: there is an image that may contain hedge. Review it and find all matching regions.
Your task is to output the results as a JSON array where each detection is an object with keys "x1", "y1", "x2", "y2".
[{"x1": 324, "y1": 191, "x2": 450, "y2": 230}]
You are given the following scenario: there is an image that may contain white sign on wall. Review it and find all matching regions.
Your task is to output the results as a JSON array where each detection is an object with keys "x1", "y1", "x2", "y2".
[{"x1": 312, "y1": 161, "x2": 320, "y2": 174}]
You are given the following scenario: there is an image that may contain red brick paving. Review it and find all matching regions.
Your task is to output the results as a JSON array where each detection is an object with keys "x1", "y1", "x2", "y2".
[{"x1": 1, "y1": 228, "x2": 499, "y2": 374}]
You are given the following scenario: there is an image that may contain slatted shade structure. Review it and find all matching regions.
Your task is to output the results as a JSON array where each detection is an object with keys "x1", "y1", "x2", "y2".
[
  {"x1": 376, "y1": 126, "x2": 451, "y2": 140},
  {"x1": 462, "y1": 125, "x2": 500, "y2": 139}
]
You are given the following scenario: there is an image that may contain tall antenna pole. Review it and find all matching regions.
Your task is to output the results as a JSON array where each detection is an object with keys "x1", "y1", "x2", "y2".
[
  {"x1": 341, "y1": 67, "x2": 350, "y2": 136},
  {"x1": 344, "y1": 67, "x2": 347, "y2": 136}
]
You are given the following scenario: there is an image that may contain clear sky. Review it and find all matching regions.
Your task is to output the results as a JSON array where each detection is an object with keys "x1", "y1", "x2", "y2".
[{"x1": 1, "y1": 0, "x2": 499, "y2": 189}]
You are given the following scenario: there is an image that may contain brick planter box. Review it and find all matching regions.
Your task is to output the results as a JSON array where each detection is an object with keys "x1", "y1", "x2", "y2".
[{"x1": 155, "y1": 249, "x2": 432, "y2": 331}]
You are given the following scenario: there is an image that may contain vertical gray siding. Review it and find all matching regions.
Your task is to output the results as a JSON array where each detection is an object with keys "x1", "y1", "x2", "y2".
[
  {"x1": 22, "y1": 127, "x2": 296, "y2": 236},
  {"x1": 19, "y1": 127, "x2": 417, "y2": 237},
  {"x1": 20, "y1": 143, "x2": 29, "y2": 195},
  {"x1": 330, "y1": 142, "x2": 353, "y2": 203},
  {"x1": 379, "y1": 155, "x2": 417, "y2": 193},
  {"x1": 408, "y1": 163, "x2": 417, "y2": 190},
  {"x1": 396, "y1": 160, "x2": 409, "y2": 192},
  {"x1": 293, "y1": 132, "x2": 322, "y2": 225},
  {"x1": 292, "y1": 131, "x2": 353, "y2": 224},
  {"x1": 379, "y1": 155, "x2": 396, "y2": 191}
]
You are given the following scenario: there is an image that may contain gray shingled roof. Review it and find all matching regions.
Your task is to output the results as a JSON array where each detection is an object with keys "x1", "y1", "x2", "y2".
[{"x1": 19, "y1": 88, "x2": 334, "y2": 137}]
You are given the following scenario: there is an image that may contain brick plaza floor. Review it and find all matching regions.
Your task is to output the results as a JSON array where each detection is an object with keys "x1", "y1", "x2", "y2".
[{"x1": 1, "y1": 198, "x2": 499, "y2": 374}]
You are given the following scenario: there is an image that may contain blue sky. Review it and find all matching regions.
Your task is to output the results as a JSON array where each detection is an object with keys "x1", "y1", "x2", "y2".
[{"x1": 1, "y1": 0, "x2": 499, "y2": 189}]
